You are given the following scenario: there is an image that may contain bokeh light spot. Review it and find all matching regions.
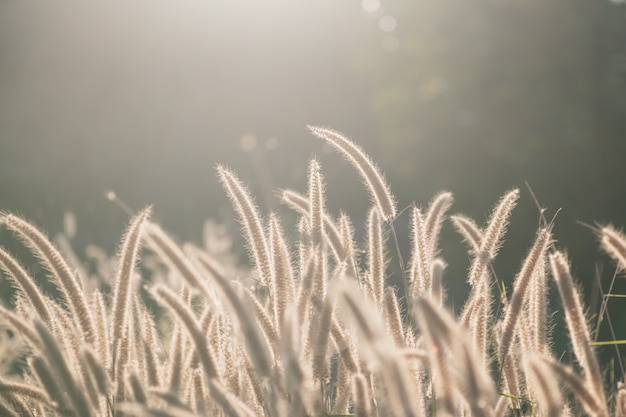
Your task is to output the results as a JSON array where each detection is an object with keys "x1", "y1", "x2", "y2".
[
  {"x1": 378, "y1": 15, "x2": 397, "y2": 32},
  {"x1": 241, "y1": 134, "x2": 257, "y2": 152},
  {"x1": 361, "y1": 0, "x2": 381, "y2": 13}
]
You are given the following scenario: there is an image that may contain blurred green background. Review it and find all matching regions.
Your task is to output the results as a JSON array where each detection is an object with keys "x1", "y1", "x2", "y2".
[{"x1": 1, "y1": 0, "x2": 626, "y2": 378}]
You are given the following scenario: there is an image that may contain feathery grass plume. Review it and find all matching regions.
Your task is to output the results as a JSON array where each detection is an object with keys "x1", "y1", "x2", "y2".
[
  {"x1": 234, "y1": 282, "x2": 279, "y2": 360},
  {"x1": 414, "y1": 297, "x2": 496, "y2": 417},
  {"x1": 127, "y1": 366, "x2": 148, "y2": 404},
  {"x1": 381, "y1": 355, "x2": 422, "y2": 417},
  {"x1": 351, "y1": 373, "x2": 372, "y2": 417},
  {"x1": 279, "y1": 306, "x2": 308, "y2": 413},
  {"x1": 113, "y1": 329, "x2": 132, "y2": 404},
  {"x1": 34, "y1": 319, "x2": 93, "y2": 417},
  {"x1": 0, "y1": 398, "x2": 18, "y2": 417},
  {"x1": 526, "y1": 355, "x2": 563, "y2": 417},
  {"x1": 0, "y1": 305, "x2": 42, "y2": 350},
  {"x1": 528, "y1": 256, "x2": 549, "y2": 354},
  {"x1": 468, "y1": 189, "x2": 519, "y2": 286},
  {"x1": 30, "y1": 355, "x2": 75, "y2": 417},
  {"x1": 430, "y1": 257, "x2": 446, "y2": 306},
  {"x1": 0, "y1": 248, "x2": 53, "y2": 326},
  {"x1": 310, "y1": 294, "x2": 335, "y2": 382},
  {"x1": 492, "y1": 320, "x2": 522, "y2": 407},
  {"x1": 236, "y1": 360, "x2": 267, "y2": 416},
  {"x1": 186, "y1": 308, "x2": 215, "y2": 369},
  {"x1": 164, "y1": 309, "x2": 185, "y2": 393},
  {"x1": 469, "y1": 293, "x2": 489, "y2": 367},
  {"x1": 424, "y1": 191, "x2": 454, "y2": 254},
  {"x1": 367, "y1": 207, "x2": 385, "y2": 308},
  {"x1": 332, "y1": 359, "x2": 351, "y2": 414},
  {"x1": 145, "y1": 223, "x2": 219, "y2": 307},
  {"x1": 152, "y1": 284, "x2": 220, "y2": 380},
  {"x1": 192, "y1": 251, "x2": 273, "y2": 378},
  {"x1": 311, "y1": 234, "x2": 329, "y2": 302},
  {"x1": 296, "y1": 253, "x2": 317, "y2": 328},
  {"x1": 383, "y1": 287, "x2": 405, "y2": 347},
  {"x1": 130, "y1": 294, "x2": 149, "y2": 384},
  {"x1": 541, "y1": 356, "x2": 607, "y2": 417},
  {"x1": 281, "y1": 189, "x2": 345, "y2": 263},
  {"x1": 111, "y1": 207, "x2": 151, "y2": 352},
  {"x1": 330, "y1": 318, "x2": 360, "y2": 374},
  {"x1": 308, "y1": 159, "x2": 325, "y2": 248},
  {"x1": 550, "y1": 251, "x2": 606, "y2": 408},
  {"x1": 3, "y1": 214, "x2": 97, "y2": 345},
  {"x1": 308, "y1": 126, "x2": 396, "y2": 220},
  {"x1": 341, "y1": 283, "x2": 418, "y2": 417},
  {"x1": 216, "y1": 165, "x2": 273, "y2": 286},
  {"x1": 410, "y1": 206, "x2": 430, "y2": 298},
  {"x1": 268, "y1": 213, "x2": 295, "y2": 331},
  {"x1": 601, "y1": 226, "x2": 626, "y2": 271},
  {"x1": 340, "y1": 282, "x2": 390, "y2": 361},
  {"x1": 0, "y1": 378, "x2": 50, "y2": 406},
  {"x1": 191, "y1": 368, "x2": 207, "y2": 414},
  {"x1": 83, "y1": 347, "x2": 109, "y2": 397},
  {"x1": 3, "y1": 391, "x2": 36, "y2": 417},
  {"x1": 499, "y1": 227, "x2": 551, "y2": 360},
  {"x1": 142, "y1": 306, "x2": 162, "y2": 388},
  {"x1": 339, "y1": 212, "x2": 360, "y2": 278},
  {"x1": 146, "y1": 388, "x2": 193, "y2": 411},
  {"x1": 91, "y1": 289, "x2": 111, "y2": 371},
  {"x1": 616, "y1": 383, "x2": 626, "y2": 417},
  {"x1": 117, "y1": 403, "x2": 201, "y2": 417},
  {"x1": 451, "y1": 214, "x2": 483, "y2": 253},
  {"x1": 207, "y1": 378, "x2": 257, "y2": 417},
  {"x1": 77, "y1": 349, "x2": 100, "y2": 409}
]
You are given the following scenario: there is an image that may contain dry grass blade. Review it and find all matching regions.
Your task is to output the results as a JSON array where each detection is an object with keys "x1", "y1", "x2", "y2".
[{"x1": 308, "y1": 125, "x2": 396, "y2": 220}]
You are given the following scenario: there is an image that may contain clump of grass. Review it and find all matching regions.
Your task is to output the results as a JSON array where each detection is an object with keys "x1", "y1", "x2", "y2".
[{"x1": 0, "y1": 126, "x2": 623, "y2": 417}]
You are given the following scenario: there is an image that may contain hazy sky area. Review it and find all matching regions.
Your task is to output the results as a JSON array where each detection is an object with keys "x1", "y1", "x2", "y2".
[
  {"x1": 1, "y1": 0, "x2": 626, "y2": 323},
  {"x1": 0, "y1": 1, "x2": 376, "y2": 236}
]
